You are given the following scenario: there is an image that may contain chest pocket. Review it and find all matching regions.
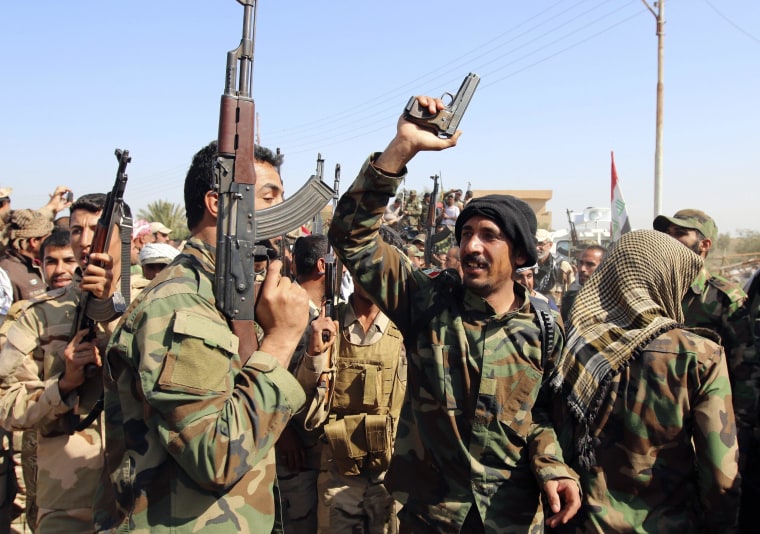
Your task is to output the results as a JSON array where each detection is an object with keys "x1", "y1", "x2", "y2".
[
  {"x1": 157, "y1": 310, "x2": 237, "y2": 395},
  {"x1": 490, "y1": 366, "x2": 542, "y2": 440},
  {"x1": 331, "y1": 360, "x2": 385, "y2": 416}
]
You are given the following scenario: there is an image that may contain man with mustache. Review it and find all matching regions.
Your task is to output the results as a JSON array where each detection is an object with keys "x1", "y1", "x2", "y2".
[
  {"x1": 328, "y1": 96, "x2": 580, "y2": 532},
  {"x1": 40, "y1": 229, "x2": 79, "y2": 290}
]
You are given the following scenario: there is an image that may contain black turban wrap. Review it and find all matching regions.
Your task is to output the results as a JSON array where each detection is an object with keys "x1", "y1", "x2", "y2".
[{"x1": 454, "y1": 195, "x2": 538, "y2": 267}]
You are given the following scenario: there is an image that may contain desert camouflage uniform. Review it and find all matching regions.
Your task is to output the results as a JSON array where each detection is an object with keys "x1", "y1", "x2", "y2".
[
  {"x1": 567, "y1": 329, "x2": 740, "y2": 532},
  {"x1": 682, "y1": 266, "x2": 758, "y2": 531},
  {"x1": 328, "y1": 156, "x2": 578, "y2": 533},
  {"x1": 0, "y1": 285, "x2": 108, "y2": 532},
  {"x1": 98, "y1": 238, "x2": 305, "y2": 533},
  {"x1": 294, "y1": 299, "x2": 406, "y2": 533}
]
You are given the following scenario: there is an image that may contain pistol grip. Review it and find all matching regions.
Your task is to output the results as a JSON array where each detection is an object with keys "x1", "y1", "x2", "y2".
[{"x1": 403, "y1": 97, "x2": 453, "y2": 138}]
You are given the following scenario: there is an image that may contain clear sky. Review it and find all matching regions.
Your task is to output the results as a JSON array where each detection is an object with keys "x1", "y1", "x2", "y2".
[{"x1": 1, "y1": 0, "x2": 758, "y2": 236}]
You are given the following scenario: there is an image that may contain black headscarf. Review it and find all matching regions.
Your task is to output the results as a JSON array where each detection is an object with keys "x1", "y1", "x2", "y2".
[{"x1": 455, "y1": 195, "x2": 537, "y2": 267}]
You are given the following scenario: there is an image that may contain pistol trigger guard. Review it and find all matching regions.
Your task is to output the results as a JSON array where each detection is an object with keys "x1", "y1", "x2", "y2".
[{"x1": 440, "y1": 91, "x2": 455, "y2": 107}]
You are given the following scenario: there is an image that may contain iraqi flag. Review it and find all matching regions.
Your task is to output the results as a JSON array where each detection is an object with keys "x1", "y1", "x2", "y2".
[{"x1": 611, "y1": 151, "x2": 631, "y2": 242}]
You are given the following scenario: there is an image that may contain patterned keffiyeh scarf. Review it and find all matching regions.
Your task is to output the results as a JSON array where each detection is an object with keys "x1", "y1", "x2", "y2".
[{"x1": 550, "y1": 229, "x2": 703, "y2": 468}]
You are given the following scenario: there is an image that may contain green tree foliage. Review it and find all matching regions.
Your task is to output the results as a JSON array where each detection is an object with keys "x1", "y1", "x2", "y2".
[
  {"x1": 715, "y1": 232, "x2": 732, "y2": 254},
  {"x1": 137, "y1": 200, "x2": 189, "y2": 241},
  {"x1": 735, "y1": 230, "x2": 760, "y2": 254}
]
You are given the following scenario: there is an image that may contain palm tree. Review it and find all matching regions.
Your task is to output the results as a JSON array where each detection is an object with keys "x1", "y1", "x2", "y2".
[{"x1": 137, "y1": 200, "x2": 189, "y2": 241}]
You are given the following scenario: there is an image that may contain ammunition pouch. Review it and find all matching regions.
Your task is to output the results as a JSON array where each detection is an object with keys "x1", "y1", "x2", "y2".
[{"x1": 323, "y1": 413, "x2": 393, "y2": 476}]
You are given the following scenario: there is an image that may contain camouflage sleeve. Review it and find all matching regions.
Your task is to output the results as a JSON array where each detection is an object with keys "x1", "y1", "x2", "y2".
[
  {"x1": 328, "y1": 156, "x2": 423, "y2": 330},
  {"x1": 0, "y1": 314, "x2": 75, "y2": 431},
  {"x1": 528, "y1": 330, "x2": 580, "y2": 487},
  {"x1": 693, "y1": 343, "x2": 741, "y2": 528},
  {"x1": 722, "y1": 302, "x2": 760, "y2": 439},
  {"x1": 114, "y1": 290, "x2": 306, "y2": 491}
]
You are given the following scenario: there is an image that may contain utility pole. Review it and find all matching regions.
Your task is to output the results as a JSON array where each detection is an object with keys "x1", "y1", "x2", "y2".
[{"x1": 642, "y1": 0, "x2": 665, "y2": 217}]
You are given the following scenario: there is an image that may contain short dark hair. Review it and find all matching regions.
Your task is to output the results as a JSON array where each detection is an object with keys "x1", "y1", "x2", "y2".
[
  {"x1": 292, "y1": 234, "x2": 328, "y2": 277},
  {"x1": 184, "y1": 140, "x2": 284, "y2": 231},
  {"x1": 70, "y1": 193, "x2": 106, "y2": 215},
  {"x1": 69, "y1": 193, "x2": 131, "y2": 220},
  {"x1": 40, "y1": 228, "x2": 71, "y2": 260}
]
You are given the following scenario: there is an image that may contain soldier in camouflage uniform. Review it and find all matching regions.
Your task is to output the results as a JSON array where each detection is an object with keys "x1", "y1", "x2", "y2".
[
  {"x1": 552, "y1": 230, "x2": 740, "y2": 531},
  {"x1": 402, "y1": 190, "x2": 421, "y2": 230},
  {"x1": 328, "y1": 96, "x2": 580, "y2": 532},
  {"x1": 97, "y1": 142, "x2": 310, "y2": 532},
  {"x1": 654, "y1": 208, "x2": 758, "y2": 531},
  {"x1": 0, "y1": 196, "x2": 127, "y2": 532}
]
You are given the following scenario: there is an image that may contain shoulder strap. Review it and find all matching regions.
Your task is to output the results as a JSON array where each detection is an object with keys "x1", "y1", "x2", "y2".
[{"x1": 528, "y1": 294, "x2": 556, "y2": 369}]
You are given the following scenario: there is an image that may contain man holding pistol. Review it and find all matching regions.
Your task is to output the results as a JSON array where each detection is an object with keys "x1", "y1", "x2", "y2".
[{"x1": 328, "y1": 96, "x2": 580, "y2": 531}]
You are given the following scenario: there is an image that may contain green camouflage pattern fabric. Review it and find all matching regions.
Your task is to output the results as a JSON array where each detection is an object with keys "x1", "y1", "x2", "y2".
[
  {"x1": 562, "y1": 329, "x2": 740, "y2": 532},
  {"x1": 404, "y1": 198, "x2": 422, "y2": 229},
  {"x1": 683, "y1": 267, "x2": 756, "y2": 428},
  {"x1": 98, "y1": 238, "x2": 305, "y2": 533},
  {"x1": 0, "y1": 285, "x2": 107, "y2": 532},
  {"x1": 683, "y1": 267, "x2": 759, "y2": 502},
  {"x1": 328, "y1": 156, "x2": 578, "y2": 533}
]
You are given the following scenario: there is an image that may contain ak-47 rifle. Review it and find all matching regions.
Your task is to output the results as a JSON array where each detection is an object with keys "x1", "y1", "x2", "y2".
[
  {"x1": 215, "y1": 1, "x2": 333, "y2": 363},
  {"x1": 311, "y1": 153, "x2": 326, "y2": 235},
  {"x1": 424, "y1": 174, "x2": 440, "y2": 266},
  {"x1": 69, "y1": 148, "x2": 133, "y2": 429},
  {"x1": 318, "y1": 163, "x2": 341, "y2": 406},
  {"x1": 323, "y1": 163, "x2": 341, "y2": 326}
]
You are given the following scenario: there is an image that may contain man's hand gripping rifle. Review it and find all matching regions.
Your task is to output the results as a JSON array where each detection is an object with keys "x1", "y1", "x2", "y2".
[{"x1": 68, "y1": 148, "x2": 132, "y2": 429}]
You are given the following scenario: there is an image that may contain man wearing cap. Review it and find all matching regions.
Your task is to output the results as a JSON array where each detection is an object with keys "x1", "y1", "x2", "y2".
[
  {"x1": 0, "y1": 209, "x2": 53, "y2": 303},
  {"x1": 654, "y1": 208, "x2": 758, "y2": 530},
  {"x1": 0, "y1": 194, "x2": 127, "y2": 532},
  {"x1": 328, "y1": 95, "x2": 580, "y2": 531},
  {"x1": 129, "y1": 219, "x2": 154, "y2": 276},
  {"x1": 534, "y1": 228, "x2": 574, "y2": 311},
  {"x1": 150, "y1": 222, "x2": 172, "y2": 244}
]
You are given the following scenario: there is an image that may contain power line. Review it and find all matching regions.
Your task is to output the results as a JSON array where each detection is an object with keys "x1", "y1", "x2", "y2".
[{"x1": 704, "y1": 0, "x2": 760, "y2": 44}]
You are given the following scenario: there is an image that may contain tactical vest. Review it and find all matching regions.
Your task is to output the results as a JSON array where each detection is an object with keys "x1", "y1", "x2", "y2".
[{"x1": 323, "y1": 305, "x2": 406, "y2": 476}]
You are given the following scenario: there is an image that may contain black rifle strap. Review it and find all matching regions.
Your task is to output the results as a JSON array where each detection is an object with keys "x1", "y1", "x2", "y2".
[{"x1": 528, "y1": 295, "x2": 556, "y2": 371}]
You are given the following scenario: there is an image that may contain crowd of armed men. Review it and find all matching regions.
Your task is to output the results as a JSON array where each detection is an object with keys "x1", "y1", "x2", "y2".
[{"x1": 0, "y1": 96, "x2": 758, "y2": 534}]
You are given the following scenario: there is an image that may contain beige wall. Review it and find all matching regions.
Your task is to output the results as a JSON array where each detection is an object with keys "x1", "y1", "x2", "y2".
[{"x1": 471, "y1": 189, "x2": 553, "y2": 230}]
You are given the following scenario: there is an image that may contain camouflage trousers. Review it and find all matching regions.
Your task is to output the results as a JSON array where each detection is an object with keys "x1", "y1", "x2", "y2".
[{"x1": 316, "y1": 460, "x2": 398, "y2": 534}]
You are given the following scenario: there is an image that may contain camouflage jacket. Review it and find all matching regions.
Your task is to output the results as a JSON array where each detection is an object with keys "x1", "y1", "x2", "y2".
[
  {"x1": 404, "y1": 198, "x2": 422, "y2": 228},
  {"x1": 682, "y1": 267, "x2": 758, "y2": 434},
  {"x1": 567, "y1": 328, "x2": 740, "y2": 532},
  {"x1": 328, "y1": 156, "x2": 578, "y2": 532},
  {"x1": 98, "y1": 238, "x2": 306, "y2": 533},
  {"x1": 0, "y1": 285, "x2": 106, "y2": 523}
]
